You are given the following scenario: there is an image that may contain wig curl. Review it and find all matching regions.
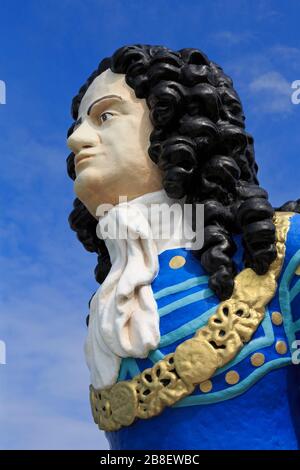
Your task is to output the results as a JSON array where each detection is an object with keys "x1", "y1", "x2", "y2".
[{"x1": 67, "y1": 44, "x2": 299, "y2": 302}]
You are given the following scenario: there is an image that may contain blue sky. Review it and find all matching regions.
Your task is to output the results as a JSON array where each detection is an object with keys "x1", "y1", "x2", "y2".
[{"x1": 0, "y1": 0, "x2": 299, "y2": 449}]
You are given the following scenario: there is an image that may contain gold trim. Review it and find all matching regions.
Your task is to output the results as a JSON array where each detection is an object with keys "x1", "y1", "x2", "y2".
[{"x1": 90, "y1": 212, "x2": 293, "y2": 431}]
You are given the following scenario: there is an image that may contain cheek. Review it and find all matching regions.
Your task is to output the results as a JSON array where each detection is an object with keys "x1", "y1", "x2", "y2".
[{"x1": 103, "y1": 116, "x2": 149, "y2": 154}]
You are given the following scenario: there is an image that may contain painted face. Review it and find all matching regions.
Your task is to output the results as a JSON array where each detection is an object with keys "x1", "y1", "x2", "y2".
[{"x1": 67, "y1": 69, "x2": 162, "y2": 217}]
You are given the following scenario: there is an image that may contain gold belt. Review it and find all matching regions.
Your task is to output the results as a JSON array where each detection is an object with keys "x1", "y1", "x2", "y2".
[{"x1": 90, "y1": 212, "x2": 293, "y2": 431}]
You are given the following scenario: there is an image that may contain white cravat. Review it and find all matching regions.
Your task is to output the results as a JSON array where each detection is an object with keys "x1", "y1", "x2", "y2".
[{"x1": 85, "y1": 189, "x2": 194, "y2": 389}]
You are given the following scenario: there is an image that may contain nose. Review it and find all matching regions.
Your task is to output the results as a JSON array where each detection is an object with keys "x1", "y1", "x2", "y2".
[{"x1": 67, "y1": 120, "x2": 100, "y2": 154}]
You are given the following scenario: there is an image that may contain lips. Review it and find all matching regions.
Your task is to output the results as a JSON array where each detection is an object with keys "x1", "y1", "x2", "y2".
[{"x1": 75, "y1": 149, "x2": 96, "y2": 166}]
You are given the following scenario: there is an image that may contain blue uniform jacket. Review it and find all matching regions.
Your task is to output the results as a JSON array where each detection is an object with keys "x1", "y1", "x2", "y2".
[{"x1": 106, "y1": 213, "x2": 300, "y2": 450}]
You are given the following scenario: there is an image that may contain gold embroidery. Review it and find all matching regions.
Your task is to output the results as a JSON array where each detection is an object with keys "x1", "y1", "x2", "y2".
[{"x1": 90, "y1": 212, "x2": 293, "y2": 431}]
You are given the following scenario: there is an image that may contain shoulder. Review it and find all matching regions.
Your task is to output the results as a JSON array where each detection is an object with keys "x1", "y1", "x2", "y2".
[
  {"x1": 281, "y1": 212, "x2": 300, "y2": 261},
  {"x1": 286, "y1": 210, "x2": 300, "y2": 232},
  {"x1": 270, "y1": 211, "x2": 300, "y2": 296},
  {"x1": 275, "y1": 211, "x2": 300, "y2": 281},
  {"x1": 276, "y1": 212, "x2": 300, "y2": 326}
]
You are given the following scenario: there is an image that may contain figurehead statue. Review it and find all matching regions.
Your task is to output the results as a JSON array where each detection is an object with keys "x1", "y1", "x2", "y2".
[{"x1": 67, "y1": 45, "x2": 300, "y2": 450}]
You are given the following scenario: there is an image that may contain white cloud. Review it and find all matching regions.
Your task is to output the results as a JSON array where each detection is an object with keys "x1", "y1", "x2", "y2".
[
  {"x1": 222, "y1": 49, "x2": 295, "y2": 117},
  {"x1": 250, "y1": 71, "x2": 291, "y2": 94},
  {"x1": 271, "y1": 45, "x2": 300, "y2": 61},
  {"x1": 249, "y1": 71, "x2": 293, "y2": 114},
  {"x1": 0, "y1": 130, "x2": 106, "y2": 449},
  {"x1": 0, "y1": 399, "x2": 108, "y2": 450},
  {"x1": 210, "y1": 31, "x2": 254, "y2": 46},
  {"x1": 0, "y1": 271, "x2": 108, "y2": 449},
  {"x1": 256, "y1": 0, "x2": 281, "y2": 22}
]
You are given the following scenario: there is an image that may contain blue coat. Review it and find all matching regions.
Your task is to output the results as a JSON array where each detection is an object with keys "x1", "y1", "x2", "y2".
[{"x1": 106, "y1": 213, "x2": 300, "y2": 450}]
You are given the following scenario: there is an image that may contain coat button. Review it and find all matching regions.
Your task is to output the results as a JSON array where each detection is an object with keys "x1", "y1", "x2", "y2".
[{"x1": 169, "y1": 255, "x2": 186, "y2": 269}]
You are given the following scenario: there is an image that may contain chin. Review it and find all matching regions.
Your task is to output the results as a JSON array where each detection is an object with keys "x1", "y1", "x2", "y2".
[
  {"x1": 74, "y1": 167, "x2": 119, "y2": 213},
  {"x1": 74, "y1": 168, "x2": 102, "y2": 208}
]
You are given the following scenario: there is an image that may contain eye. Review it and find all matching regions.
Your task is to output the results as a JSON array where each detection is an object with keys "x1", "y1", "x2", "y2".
[{"x1": 98, "y1": 112, "x2": 114, "y2": 125}]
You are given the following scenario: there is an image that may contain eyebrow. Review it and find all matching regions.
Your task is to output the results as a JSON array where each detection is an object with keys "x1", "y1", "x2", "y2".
[{"x1": 87, "y1": 94, "x2": 123, "y2": 115}]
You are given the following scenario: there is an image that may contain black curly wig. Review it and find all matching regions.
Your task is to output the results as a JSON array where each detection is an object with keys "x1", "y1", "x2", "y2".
[{"x1": 67, "y1": 44, "x2": 300, "y2": 302}]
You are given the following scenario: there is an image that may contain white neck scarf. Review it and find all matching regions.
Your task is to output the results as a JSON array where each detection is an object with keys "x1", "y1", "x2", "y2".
[{"x1": 85, "y1": 189, "x2": 193, "y2": 389}]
